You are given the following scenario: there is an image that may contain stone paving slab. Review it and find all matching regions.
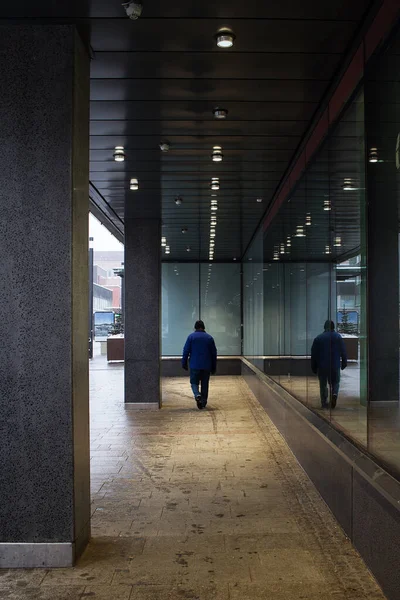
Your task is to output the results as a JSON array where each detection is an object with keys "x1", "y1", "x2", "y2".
[{"x1": 0, "y1": 374, "x2": 386, "y2": 600}]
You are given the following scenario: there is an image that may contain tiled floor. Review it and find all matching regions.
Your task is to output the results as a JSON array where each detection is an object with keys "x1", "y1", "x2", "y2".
[{"x1": 0, "y1": 360, "x2": 386, "y2": 600}]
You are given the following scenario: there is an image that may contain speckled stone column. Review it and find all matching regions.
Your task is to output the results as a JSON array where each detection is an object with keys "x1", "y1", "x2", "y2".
[
  {"x1": 0, "y1": 26, "x2": 90, "y2": 567},
  {"x1": 124, "y1": 217, "x2": 161, "y2": 408}
]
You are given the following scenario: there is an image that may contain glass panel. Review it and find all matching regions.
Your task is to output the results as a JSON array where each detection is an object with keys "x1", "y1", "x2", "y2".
[
  {"x1": 162, "y1": 263, "x2": 199, "y2": 355},
  {"x1": 200, "y1": 263, "x2": 241, "y2": 355}
]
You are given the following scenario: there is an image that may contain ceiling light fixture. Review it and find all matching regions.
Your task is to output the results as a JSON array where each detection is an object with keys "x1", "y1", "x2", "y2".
[
  {"x1": 280, "y1": 244, "x2": 285, "y2": 254},
  {"x1": 325, "y1": 245, "x2": 331, "y2": 255},
  {"x1": 175, "y1": 196, "x2": 183, "y2": 205},
  {"x1": 165, "y1": 246, "x2": 170, "y2": 255},
  {"x1": 343, "y1": 178, "x2": 358, "y2": 191},
  {"x1": 211, "y1": 182, "x2": 220, "y2": 190},
  {"x1": 113, "y1": 146, "x2": 125, "y2": 162},
  {"x1": 334, "y1": 236, "x2": 342, "y2": 247},
  {"x1": 306, "y1": 213, "x2": 312, "y2": 226},
  {"x1": 286, "y1": 236, "x2": 291, "y2": 247},
  {"x1": 186, "y1": 246, "x2": 191, "y2": 252},
  {"x1": 181, "y1": 227, "x2": 188, "y2": 234},
  {"x1": 216, "y1": 29, "x2": 235, "y2": 48},
  {"x1": 212, "y1": 146, "x2": 223, "y2": 162},
  {"x1": 159, "y1": 140, "x2": 171, "y2": 152},
  {"x1": 295, "y1": 226, "x2": 306, "y2": 238},
  {"x1": 213, "y1": 107, "x2": 228, "y2": 120},
  {"x1": 323, "y1": 199, "x2": 331, "y2": 211},
  {"x1": 130, "y1": 178, "x2": 139, "y2": 190},
  {"x1": 161, "y1": 237, "x2": 166, "y2": 247},
  {"x1": 256, "y1": 198, "x2": 263, "y2": 203},
  {"x1": 369, "y1": 147, "x2": 378, "y2": 163},
  {"x1": 211, "y1": 205, "x2": 218, "y2": 211},
  {"x1": 122, "y1": 1, "x2": 143, "y2": 20}
]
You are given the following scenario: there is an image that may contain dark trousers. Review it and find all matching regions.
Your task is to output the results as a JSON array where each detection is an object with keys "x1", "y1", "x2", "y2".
[
  {"x1": 190, "y1": 368, "x2": 210, "y2": 401},
  {"x1": 318, "y1": 368, "x2": 340, "y2": 404}
]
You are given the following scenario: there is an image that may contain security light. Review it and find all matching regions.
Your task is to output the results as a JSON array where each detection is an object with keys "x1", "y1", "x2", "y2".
[{"x1": 122, "y1": 1, "x2": 143, "y2": 20}]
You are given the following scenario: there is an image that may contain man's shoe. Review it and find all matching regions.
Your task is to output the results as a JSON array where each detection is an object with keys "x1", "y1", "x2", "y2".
[
  {"x1": 196, "y1": 395, "x2": 203, "y2": 409},
  {"x1": 202, "y1": 399, "x2": 207, "y2": 409},
  {"x1": 331, "y1": 394, "x2": 338, "y2": 409},
  {"x1": 321, "y1": 402, "x2": 328, "y2": 409}
]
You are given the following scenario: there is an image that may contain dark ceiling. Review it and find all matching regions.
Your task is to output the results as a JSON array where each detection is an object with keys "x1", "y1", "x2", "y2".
[{"x1": 0, "y1": 0, "x2": 377, "y2": 261}]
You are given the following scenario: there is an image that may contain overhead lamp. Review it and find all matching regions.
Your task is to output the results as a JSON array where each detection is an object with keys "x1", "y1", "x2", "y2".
[
  {"x1": 186, "y1": 246, "x2": 191, "y2": 252},
  {"x1": 216, "y1": 29, "x2": 235, "y2": 48},
  {"x1": 165, "y1": 246, "x2": 170, "y2": 255},
  {"x1": 161, "y1": 237, "x2": 166, "y2": 247},
  {"x1": 334, "y1": 236, "x2": 342, "y2": 247},
  {"x1": 273, "y1": 255, "x2": 279, "y2": 261},
  {"x1": 211, "y1": 183, "x2": 220, "y2": 190},
  {"x1": 295, "y1": 226, "x2": 305, "y2": 238},
  {"x1": 213, "y1": 107, "x2": 228, "y2": 120},
  {"x1": 211, "y1": 205, "x2": 218, "y2": 211},
  {"x1": 113, "y1": 146, "x2": 125, "y2": 162},
  {"x1": 256, "y1": 198, "x2": 263, "y2": 203},
  {"x1": 233, "y1": 258, "x2": 237, "y2": 261},
  {"x1": 159, "y1": 140, "x2": 170, "y2": 152},
  {"x1": 175, "y1": 196, "x2": 183, "y2": 205},
  {"x1": 181, "y1": 227, "x2": 188, "y2": 234},
  {"x1": 343, "y1": 178, "x2": 358, "y2": 191},
  {"x1": 323, "y1": 199, "x2": 331, "y2": 211},
  {"x1": 280, "y1": 244, "x2": 285, "y2": 254},
  {"x1": 369, "y1": 147, "x2": 378, "y2": 163},
  {"x1": 122, "y1": 1, "x2": 143, "y2": 20},
  {"x1": 130, "y1": 178, "x2": 139, "y2": 190},
  {"x1": 325, "y1": 245, "x2": 331, "y2": 255},
  {"x1": 210, "y1": 233, "x2": 216, "y2": 239},
  {"x1": 306, "y1": 213, "x2": 312, "y2": 226},
  {"x1": 212, "y1": 146, "x2": 223, "y2": 162},
  {"x1": 286, "y1": 236, "x2": 291, "y2": 247}
]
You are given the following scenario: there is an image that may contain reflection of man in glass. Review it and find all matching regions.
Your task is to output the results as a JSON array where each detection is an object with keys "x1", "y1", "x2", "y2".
[
  {"x1": 182, "y1": 320, "x2": 217, "y2": 410},
  {"x1": 311, "y1": 320, "x2": 347, "y2": 409}
]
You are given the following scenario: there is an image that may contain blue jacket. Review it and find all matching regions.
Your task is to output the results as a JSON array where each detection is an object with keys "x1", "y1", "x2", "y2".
[
  {"x1": 311, "y1": 330, "x2": 347, "y2": 374},
  {"x1": 182, "y1": 331, "x2": 217, "y2": 372}
]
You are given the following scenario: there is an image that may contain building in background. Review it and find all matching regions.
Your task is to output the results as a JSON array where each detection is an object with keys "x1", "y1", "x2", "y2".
[{"x1": 93, "y1": 251, "x2": 124, "y2": 310}]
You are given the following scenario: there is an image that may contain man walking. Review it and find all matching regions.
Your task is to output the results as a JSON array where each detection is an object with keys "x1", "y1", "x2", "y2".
[
  {"x1": 311, "y1": 320, "x2": 347, "y2": 409},
  {"x1": 182, "y1": 320, "x2": 217, "y2": 409}
]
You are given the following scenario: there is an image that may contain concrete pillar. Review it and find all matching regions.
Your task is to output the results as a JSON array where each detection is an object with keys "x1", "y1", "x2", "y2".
[
  {"x1": 124, "y1": 217, "x2": 161, "y2": 408},
  {"x1": 365, "y1": 77, "x2": 399, "y2": 403},
  {"x1": 0, "y1": 25, "x2": 90, "y2": 566}
]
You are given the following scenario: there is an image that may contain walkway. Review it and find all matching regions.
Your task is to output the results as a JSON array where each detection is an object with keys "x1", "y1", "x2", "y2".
[{"x1": 0, "y1": 370, "x2": 385, "y2": 600}]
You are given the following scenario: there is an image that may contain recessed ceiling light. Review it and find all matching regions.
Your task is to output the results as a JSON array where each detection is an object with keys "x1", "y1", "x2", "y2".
[
  {"x1": 295, "y1": 225, "x2": 305, "y2": 238},
  {"x1": 343, "y1": 178, "x2": 358, "y2": 191},
  {"x1": 323, "y1": 199, "x2": 331, "y2": 211},
  {"x1": 306, "y1": 213, "x2": 312, "y2": 226},
  {"x1": 233, "y1": 258, "x2": 237, "y2": 261},
  {"x1": 213, "y1": 107, "x2": 228, "y2": 120},
  {"x1": 186, "y1": 246, "x2": 191, "y2": 252},
  {"x1": 211, "y1": 206, "x2": 218, "y2": 211},
  {"x1": 334, "y1": 236, "x2": 342, "y2": 247},
  {"x1": 113, "y1": 146, "x2": 125, "y2": 162},
  {"x1": 175, "y1": 196, "x2": 183, "y2": 205},
  {"x1": 130, "y1": 178, "x2": 138, "y2": 190},
  {"x1": 161, "y1": 237, "x2": 166, "y2": 247},
  {"x1": 325, "y1": 245, "x2": 331, "y2": 254},
  {"x1": 216, "y1": 29, "x2": 235, "y2": 48},
  {"x1": 122, "y1": 1, "x2": 143, "y2": 20},
  {"x1": 211, "y1": 183, "x2": 220, "y2": 190},
  {"x1": 256, "y1": 198, "x2": 263, "y2": 203},
  {"x1": 181, "y1": 227, "x2": 188, "y2": 234}
]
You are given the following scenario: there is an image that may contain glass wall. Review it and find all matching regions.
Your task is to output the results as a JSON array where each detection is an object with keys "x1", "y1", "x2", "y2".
[
  {"x1": 162, "y1": 263, "x2": 241, "y2": 356},
  {"x1": 244, "y1": 86, "x2": 369, "y2": 454}
]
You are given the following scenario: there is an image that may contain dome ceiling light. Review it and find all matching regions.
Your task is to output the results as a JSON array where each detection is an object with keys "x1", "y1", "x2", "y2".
[
  {"x1": 216, "y1": 29, "x2": 235, "y2": 49},
  {"x1": 213, "y1": 107, "x2": 228, "y2": 120}
]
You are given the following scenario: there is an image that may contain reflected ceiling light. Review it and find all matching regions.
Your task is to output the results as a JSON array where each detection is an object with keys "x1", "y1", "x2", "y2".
[
  {"x1": 295, "y1": 225, "x2": 306, "y2": 237},
  {"x1": 369, "y1": 147, "x2": 378, "y2": 163},
  {"x1": 343, "y1": 178, "x2": 358, "y2": 191},
  {"x1": 212, "y1": 146, "x2": 223, "y2": 162},
  {"x1": 216, "y1": 29, "x2": 235, "y2": 48},
  {"x1": 130, "y1": 178, "x2": 139, "y2": 190},
  {"x1": 175, "y1": 196, "x2": 183, "y2": 205},
  {"x1": 113, "y1": 146, "x2": 125, "y2": 162},
  {"x1": 213, "y1": 107, "x2": 228, "y2": 120},
  {"x1": 159, "y1": 140, "x2": 171, "y2": 152},
  {"x1": 306, "y1": 213, "x2": 312, "y2": 226},
  {"x1": 334, "y1": 236, "x2": 342, "y2": 247},
  {"x1": 323, "y1": 199, "x2": 331, "y2": 211}
]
